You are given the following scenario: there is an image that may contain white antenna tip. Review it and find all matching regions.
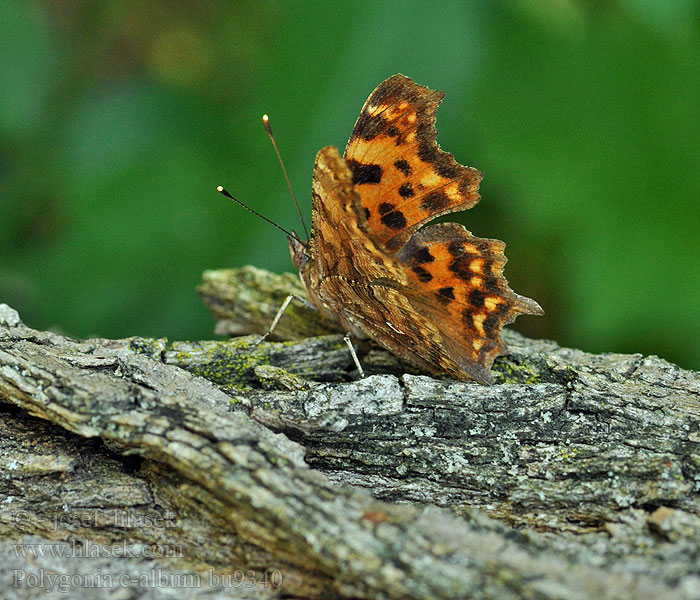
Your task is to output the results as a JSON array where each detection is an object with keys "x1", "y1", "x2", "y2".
[
  {"x1": 262, "y1": 114, "x2": 273, "y2": 135},
  {"x1": 216, "y1": 185, "x2": 224, "y2": 192}
]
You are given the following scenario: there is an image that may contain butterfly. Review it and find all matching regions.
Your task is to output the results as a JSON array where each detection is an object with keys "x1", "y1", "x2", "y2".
[{"x1": 287, "y1": 74, "x2": 543, "y2": 384}]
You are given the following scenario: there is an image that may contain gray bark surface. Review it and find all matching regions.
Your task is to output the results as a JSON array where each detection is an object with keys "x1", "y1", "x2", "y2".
[{"x1": 0, "y1": 269, "x2": 699, "y2": 599}]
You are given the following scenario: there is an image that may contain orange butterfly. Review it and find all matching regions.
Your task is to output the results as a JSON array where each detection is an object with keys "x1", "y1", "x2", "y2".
[{"x1": 287, "y1": 74, "x2": 543, "y2": 384}]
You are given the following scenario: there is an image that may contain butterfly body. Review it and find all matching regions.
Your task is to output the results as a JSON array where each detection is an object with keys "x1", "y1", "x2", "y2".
[{"x1": 289, "y1": 75, "x2": 543, "y2": 384}]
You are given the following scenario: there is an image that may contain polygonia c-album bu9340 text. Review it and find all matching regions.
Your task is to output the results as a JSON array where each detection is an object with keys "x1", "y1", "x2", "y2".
[{"x1": 288, "y1": 74, "x2": 543, "y2": 384}]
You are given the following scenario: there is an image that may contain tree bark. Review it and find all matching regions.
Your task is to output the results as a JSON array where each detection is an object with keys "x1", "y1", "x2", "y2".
[{"x1": 0, "y1": 271, "x2": 699, "y2": 599}]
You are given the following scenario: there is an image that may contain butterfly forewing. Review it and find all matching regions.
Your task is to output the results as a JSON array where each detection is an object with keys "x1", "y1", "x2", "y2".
[{"x1": 344, "y1": 75, "x2": 482, "y2": 252}]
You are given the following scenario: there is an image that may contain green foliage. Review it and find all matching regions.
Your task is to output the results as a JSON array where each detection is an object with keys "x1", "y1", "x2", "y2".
[{"x1": 1, "y1": 1, "x2": 698, "y2": 370}]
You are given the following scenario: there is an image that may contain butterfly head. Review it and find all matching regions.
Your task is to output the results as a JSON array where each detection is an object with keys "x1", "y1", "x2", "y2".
[{"x1": 288, "y1": 233, "x2": 310, "y2": 273}]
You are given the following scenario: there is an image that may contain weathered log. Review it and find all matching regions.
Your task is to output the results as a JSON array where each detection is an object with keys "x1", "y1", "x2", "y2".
[{"x1": 1, "y1": 268, "x2": 699, "y2": 600}]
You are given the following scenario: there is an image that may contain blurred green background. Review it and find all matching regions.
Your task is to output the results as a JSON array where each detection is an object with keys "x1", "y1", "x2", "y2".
[{"x1": 1, "y1": 1, "x2": 698, "y2": 371}]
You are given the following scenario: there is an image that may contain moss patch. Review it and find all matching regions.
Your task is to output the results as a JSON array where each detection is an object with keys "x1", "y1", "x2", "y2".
[
  {"x1": 492, "y1": 356, "x2": 542, "y2": 384},
  {"x1": 167, "y1": 339, "x2": 270, "y2": 390}
]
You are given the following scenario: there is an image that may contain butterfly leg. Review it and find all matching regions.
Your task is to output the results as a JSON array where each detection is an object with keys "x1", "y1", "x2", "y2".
[
  {"x1": 343, "y1": 335, "x2": 365, "y2": 378},
  {"x1": 253, "y1": 293, "x2": 313, "y2": 346}
]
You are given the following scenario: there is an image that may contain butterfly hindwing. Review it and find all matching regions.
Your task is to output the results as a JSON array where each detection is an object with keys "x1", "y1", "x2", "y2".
[{"x1": 397, "y1": 223, "x2": 544, "y2": 381}]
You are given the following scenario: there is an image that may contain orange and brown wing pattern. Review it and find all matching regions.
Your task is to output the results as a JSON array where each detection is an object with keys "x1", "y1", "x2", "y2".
[
  {"x1": 343, "y1": 74, "x2": 482, "y2": 252},
  {"x1": 397, "y1": 223, "x2": 544, "y2": 382},
  {"x1": 309, "y1": 146, "x2": 407, "y2": 285},
  {"x1": 294, "y1": 74, "x2": 544, "y2": 384}
]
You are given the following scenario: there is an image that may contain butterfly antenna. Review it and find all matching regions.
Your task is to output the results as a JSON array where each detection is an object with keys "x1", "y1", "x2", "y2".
[
  {"x1": 262, "y1": 114, "x2": 309, "y2": 241},
  {"x1": 216, "y1": 186, "x2": 307, "y2": 248}
]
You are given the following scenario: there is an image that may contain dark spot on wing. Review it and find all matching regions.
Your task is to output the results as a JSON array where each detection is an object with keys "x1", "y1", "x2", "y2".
[
  {"x1": 394, "y1": 159, "x2": 411, "y2": 175},
  {"x1": 398, "y1": 183, "x2": 414, "y2": 198},
  {"x1": 378, "y1": 202, "x2": 394, "y2": 215},
  {"x1": 346, "y1": 159, "x2": 383, "y2": 185},
  {"x1": 412, "y1": 265, "x2": 433, "y2": 283},
  {"x1": 469, "y1": 289, "x2": 485, "y2": 308},
  {"x1": 411, "y1": 247, "x2": 435, "y2": 264},
  {"x1": 381, "y1": 210, "x2": 407, "y2": 230},
  {"x1": 436, "y1": 286, "x2": 455, "y2": 305}
]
